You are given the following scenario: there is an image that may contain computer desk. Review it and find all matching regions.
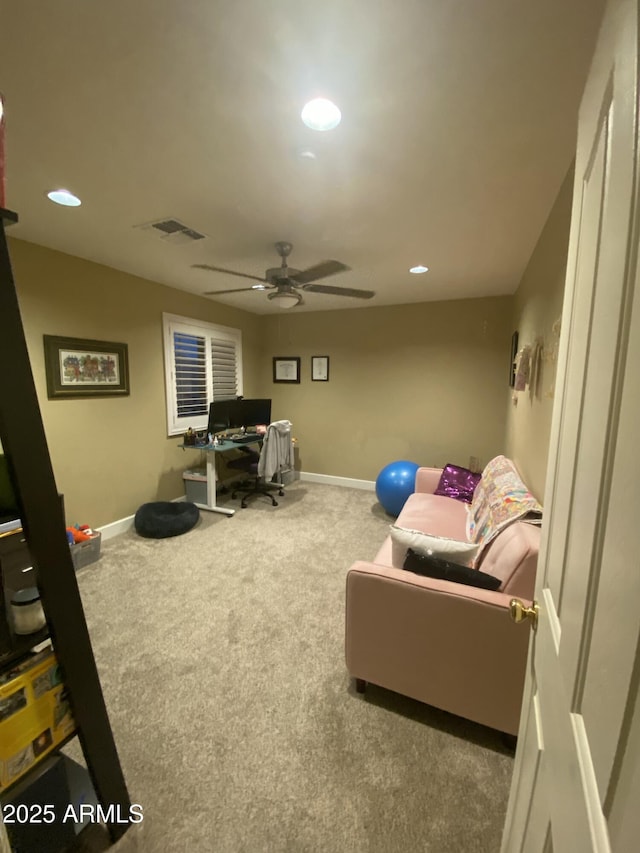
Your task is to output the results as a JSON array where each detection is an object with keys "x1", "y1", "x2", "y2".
[{"x1": 179, "y1": 436, "x2": 262, "y2": 517}]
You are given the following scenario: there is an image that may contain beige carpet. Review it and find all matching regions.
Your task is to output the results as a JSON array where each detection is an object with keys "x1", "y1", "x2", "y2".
[{"x1": 70, "y1": 481, "x2": 514, "y2": 853}]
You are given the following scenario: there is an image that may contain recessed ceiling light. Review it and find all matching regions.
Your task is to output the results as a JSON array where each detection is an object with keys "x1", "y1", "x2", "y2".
[
  {"x1": 409, "y1": 265, "x2": 429, "y2": 274},
  {"x1": 301, "y1": 98, "x2": 341, "y2": 131},
  {"x1": 47, "y1": 189, "x2": 82, "y2": 207}
]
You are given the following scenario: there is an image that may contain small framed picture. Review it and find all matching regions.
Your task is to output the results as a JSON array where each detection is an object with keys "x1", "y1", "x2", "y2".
[
  {"x1": 311, "y1": 356, "x2": 329, "y2": 382},
  {"x1": 509, "y1": 331, "x2": 519, "y2": 388},
  {"x1": 273, "y1": 357, "x2": 301, "y2": 383}
]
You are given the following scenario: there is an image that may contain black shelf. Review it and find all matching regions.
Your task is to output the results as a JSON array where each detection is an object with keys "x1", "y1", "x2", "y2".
[
  {"x1": 0, "y1": 212, "x2": 131, "y2": 844},
  {"x1": 0, "y1": 625, "x2": 50, "y2": 669},
  {"x1": 0, "y1": 207, "x2": 18, "y2": 225}
]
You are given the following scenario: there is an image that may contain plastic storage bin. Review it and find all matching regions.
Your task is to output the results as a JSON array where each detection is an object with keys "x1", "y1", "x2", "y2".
[
  {"x1": 279, "y1": 468, "x2": 297, "y2": 486},
  {"x1": 10, "y1": 587, "x2": 46, "y2": 634},
  {"x1": 69, "y1": 532, "x2": 101, "y2": 571},
  {"x1": 183, "y1": 469, "x2": 207, "y2": 505}
]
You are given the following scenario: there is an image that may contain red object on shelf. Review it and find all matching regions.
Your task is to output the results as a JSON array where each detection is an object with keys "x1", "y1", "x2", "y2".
[
  {"x1": 66, "y1": 526, "x2": 91, "y2": 543},
  {"x1": 0, "y1": 92, "x2": 5, "y2": 208}
]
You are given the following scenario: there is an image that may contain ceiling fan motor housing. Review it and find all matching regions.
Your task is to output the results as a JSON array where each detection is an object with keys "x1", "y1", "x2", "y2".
[
  {"x1": 274, "y1": 241, "x2": 293, "y2": 258},
  {"x1": 266, "y1": 266, "x2": 301, "y2": 285},
  {"x1": 196, "y1": 239, "x2": 373, "y2": 301}
]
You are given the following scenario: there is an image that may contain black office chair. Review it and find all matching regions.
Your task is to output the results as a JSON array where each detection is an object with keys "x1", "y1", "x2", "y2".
[{"x1": 227, "y1": 446, "x2": 284, "y2": 509}]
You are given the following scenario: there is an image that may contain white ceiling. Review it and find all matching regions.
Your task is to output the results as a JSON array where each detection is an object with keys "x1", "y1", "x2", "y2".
[{"x1": 0, "y1": 0, "x2": 605, "y2": 314}]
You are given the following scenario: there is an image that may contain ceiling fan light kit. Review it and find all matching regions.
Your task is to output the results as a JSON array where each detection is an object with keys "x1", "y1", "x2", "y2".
[
  {"x1": 195, "y1": 241, "x2": 375, "y2": 310},
  {"x1": 268, "y1": 289, "x2": 302, "y2": 309}
]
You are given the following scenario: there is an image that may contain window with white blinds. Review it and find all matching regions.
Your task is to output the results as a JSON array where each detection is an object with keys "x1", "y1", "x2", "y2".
[{"x1": 163, "y1": 313, "x2": 243, "y2": 436}]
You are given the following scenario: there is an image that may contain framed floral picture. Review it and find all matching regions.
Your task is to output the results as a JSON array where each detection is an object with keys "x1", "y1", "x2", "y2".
[{"x1": 43, "y1": 335, "x2": 130, "y2": 399}]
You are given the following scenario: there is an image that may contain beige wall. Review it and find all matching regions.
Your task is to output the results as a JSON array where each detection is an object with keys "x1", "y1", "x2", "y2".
[
  {"x1": 504, "y1": 166, "x2": 575, "y2": 501},
  {"x1": 262, "y1": 297, "x2": 513, "y2": 481},
  {"x1": 7, "y1": 238, "x2": 264, "y2": 528},
  {"x1": 6, "y1": 210, "x2": 567, "y2": 528}
]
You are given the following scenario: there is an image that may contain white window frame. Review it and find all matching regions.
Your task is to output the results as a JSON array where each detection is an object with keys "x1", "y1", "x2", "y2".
[{"x1": 162, "y1": 312, "x2": 243, "y2": 436}]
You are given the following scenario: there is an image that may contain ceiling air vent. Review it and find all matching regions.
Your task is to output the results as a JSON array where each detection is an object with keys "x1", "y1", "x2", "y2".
[{"x1": 135, "y1": 218, "x2": 207, "y2": 246}]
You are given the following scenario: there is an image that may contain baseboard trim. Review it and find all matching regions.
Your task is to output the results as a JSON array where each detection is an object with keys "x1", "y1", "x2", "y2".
[
  {"x1": 97, "y1": 515, "x2": 135, "y2": 542},
  {"x1": 298, "y1": 472, "x2": 375, "y2": 491}
]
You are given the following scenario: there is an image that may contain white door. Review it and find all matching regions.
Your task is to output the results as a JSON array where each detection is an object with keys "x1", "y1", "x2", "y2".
[{"x1": 501, "y1": 0, "x2": 640, "y2": 850}]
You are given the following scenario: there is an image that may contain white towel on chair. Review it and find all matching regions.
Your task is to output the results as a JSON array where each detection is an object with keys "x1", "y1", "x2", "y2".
[{"x1": 257, "y1": 420, "x2": 293, "y2": 481}]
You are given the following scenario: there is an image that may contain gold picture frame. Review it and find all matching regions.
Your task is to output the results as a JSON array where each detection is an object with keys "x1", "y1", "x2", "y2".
[{"x1": 43, "y1": 335, "x2": 130, "y2": 399}]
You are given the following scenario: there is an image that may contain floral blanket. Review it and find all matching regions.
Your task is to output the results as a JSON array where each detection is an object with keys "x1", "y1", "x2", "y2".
[{"x1": 467, "y1": 456, "x2": 542, "y2": 555}]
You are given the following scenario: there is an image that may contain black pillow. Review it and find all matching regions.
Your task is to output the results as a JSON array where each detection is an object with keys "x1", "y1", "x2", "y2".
[
  {"x1": 403, "y1": 548, "x2": 501, "y2": 591},
  {"x1": 134, "y1": 501, "x2": 200, "y2": 539}
]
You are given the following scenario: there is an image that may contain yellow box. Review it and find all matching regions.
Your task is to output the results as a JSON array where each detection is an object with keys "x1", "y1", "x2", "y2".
[{"x1": 0, "y1": 649, "x2": 76, "y2": 790}]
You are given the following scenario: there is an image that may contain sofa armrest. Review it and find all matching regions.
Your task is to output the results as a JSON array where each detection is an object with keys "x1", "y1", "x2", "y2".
[
  {"x1": 345, "y1": 561, "x2": 531, "y2": 734},
  {"x1": 414, "y1": 467, "x2": 443, "y2": 494}
]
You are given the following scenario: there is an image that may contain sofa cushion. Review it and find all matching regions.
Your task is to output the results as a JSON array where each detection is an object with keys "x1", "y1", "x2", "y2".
[
  {"x1": 397, "y1": 492, "x2": 468, "y2": 539},
  {"x1": 373, "y1": 533, "x2": 394, "y2": 567},
  {"x1": 390, "y1": 525, "x2": 480, "y2": 565},
  {"x1": 389, "y1": 492, "x2": 470, "y2": 567},
  {"x1": 434, "y1": 463, "x2": 481, "y2": 504},
  {"x1": 403, "y1": 549, "x2": 501, "y2": 590},
  {"x1": 476, "y1": 521, "x2": 541, "y2": 598}
]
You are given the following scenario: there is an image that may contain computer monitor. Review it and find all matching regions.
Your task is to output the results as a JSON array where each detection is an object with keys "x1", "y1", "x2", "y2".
[
  {"x1": 207, "y1": 399, "x2": 240, "y2": 434},
  {"x1": 207, "y1": 398, "x2": 272, "y2": 434},
  {"x1": 238, "y1": 398, "x2": 271, "y2": 429}
]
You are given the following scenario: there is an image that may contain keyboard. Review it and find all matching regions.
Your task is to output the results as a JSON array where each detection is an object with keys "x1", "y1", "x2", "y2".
[{"x1": 230, "y1": 434, "x2": 260, "y2": 444}]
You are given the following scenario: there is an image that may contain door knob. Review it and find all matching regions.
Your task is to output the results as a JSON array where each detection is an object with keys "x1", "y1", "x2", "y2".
[{"x1": 509, "y1": 598, "x2": 539, "y2": 631}]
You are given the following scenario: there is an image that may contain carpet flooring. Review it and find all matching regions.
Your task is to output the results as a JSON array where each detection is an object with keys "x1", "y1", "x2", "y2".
[{"x1": 69, "y1": 481, "x2": 514, "y2": 853}]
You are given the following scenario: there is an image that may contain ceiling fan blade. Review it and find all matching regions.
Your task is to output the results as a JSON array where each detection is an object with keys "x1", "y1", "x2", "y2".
[
  {"x1": 204, "y1": 285, "x2": 272, "y2": 295},
  {"x1": 303, "y1": 283, "x2": 375, "y2": 299},
  {"x1": 192, "y1": 263, "x2": 269, "y2": 285},
  {"x1": 289, "y1": 260, "x2": 350, "y2": 285}
]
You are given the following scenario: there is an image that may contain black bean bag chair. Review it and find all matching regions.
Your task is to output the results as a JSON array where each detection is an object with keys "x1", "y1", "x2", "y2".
[{"x1": 134, "y1": 501, "x2": 200, "y2": 539}]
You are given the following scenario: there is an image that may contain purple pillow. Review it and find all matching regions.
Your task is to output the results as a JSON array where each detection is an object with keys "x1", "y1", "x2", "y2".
[{"x1": 434, "y1": 463, "x2": 481, "y2": 504}]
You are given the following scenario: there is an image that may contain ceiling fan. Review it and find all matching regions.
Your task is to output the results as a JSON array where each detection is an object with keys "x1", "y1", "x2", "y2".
[{"x1": 192, "y1": 241, "x2": 375, "y2": 309}]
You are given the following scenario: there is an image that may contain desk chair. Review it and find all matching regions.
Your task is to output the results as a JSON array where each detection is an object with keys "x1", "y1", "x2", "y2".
[{"x1": 227, "y1": 445, "x2": 285, "y2": 509}]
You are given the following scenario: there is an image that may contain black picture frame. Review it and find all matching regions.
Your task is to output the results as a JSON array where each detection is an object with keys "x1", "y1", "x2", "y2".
[
  {"x1": 509, "y1": 331, "x2": 519, "y2": 388},
  {"x1": 311, "y1": 355, "x2": 330, "y2": 382},
  {"x1": 272, "y1": 357, "x2": 301, "y2": 384},
  {"x1": 43, "y1": 335, "x2": 130, "y2": 399}
]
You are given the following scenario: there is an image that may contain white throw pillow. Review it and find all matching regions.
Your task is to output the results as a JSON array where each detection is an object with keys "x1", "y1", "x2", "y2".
[{"x1": 389, "y1": 525, "x2": 480, "y2": 565}]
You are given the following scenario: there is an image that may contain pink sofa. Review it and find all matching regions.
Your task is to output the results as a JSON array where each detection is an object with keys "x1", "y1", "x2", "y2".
[{"x1": 345, "y1": 464, "x2": 540, "y2": 735}]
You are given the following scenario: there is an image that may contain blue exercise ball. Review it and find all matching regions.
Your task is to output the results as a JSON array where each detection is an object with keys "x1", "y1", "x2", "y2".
[{"x1": 375, "y1": 460, "x2": 420, "y2": 517}]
